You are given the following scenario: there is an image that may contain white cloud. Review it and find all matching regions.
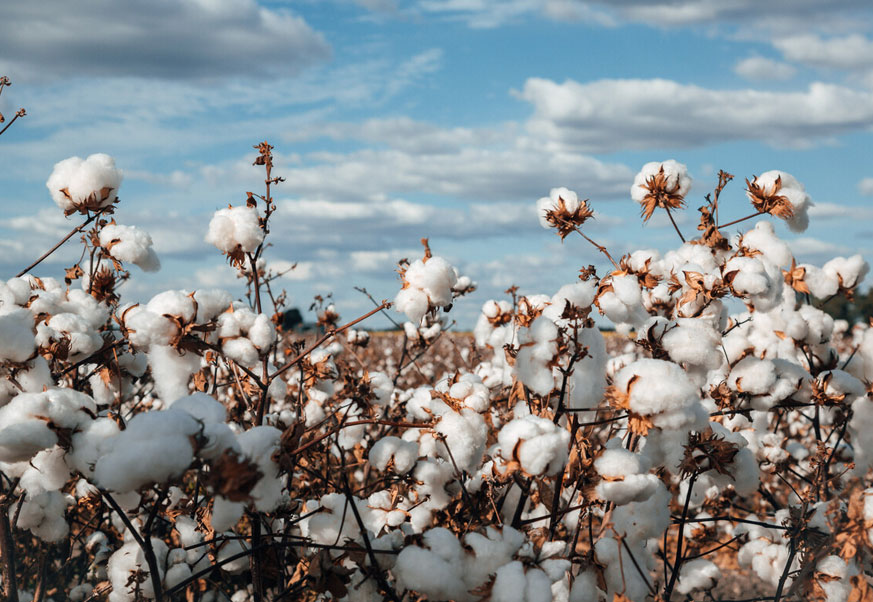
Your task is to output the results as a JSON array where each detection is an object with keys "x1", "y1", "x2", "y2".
[
  {"x1": 520, "y1": 77, "x2": 873, "y2": 152},
  {"x1": 733, "y1": 57, "x2": 797, "y2": 81},
  {"x1": 0, "y1": 0, "x2": 330, "y2": 81},
  {"x1": 859, "y1": 178, "x2": 873, "y2": 196},
  {"x1": 774, "y1": 34, "x2": 873, "y2": 72}
]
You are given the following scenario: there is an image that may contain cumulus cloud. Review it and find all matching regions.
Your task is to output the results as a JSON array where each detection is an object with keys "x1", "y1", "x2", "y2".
[
  {"x1": 520, "y1": 77, "x2": 873, "y2": 151},
  {"x1": 773, "y1": 34, "x2": 873, "y2": 72},
  {"x1": 859, "y1": 178, "x2": 873, "y2": 196},
  {"x1": 0, "y1": 0, "x2": 330, "y2": 80},
  {"x1": 733, "y1": 57, "x2": 797, "y2": 81}
]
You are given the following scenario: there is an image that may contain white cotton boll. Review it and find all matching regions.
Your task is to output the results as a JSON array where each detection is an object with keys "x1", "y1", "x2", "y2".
[
  {"x1": 729, "y1": 356, "x2": 777, "y2": 396},
  {"x1": 414, "y1": 458, "x2": 454, "y2": 509},
  {"x1": 370, "y1": 436, "x2": 419, "y2": 473},
  {"x1": 192, "y1": 289, "x2": 233, "y2": 322},
  {"x1": 70, "y1": 584, "x2": 94, "y2": 601},
  {"x1": 800, "y1": 264, "x2": 840, "y2": 299},
  {"x1": 18, "y1": 446, "x2": 71, "y2": 495},
  {"x1": 395, "y1": 528, "x2": 467, "y2": 600},
  {"x1": 435, "y1": 409, "x2": 487, "y2": 473},
  {"x1": 725, "y1": 256, "x2": 773, "y2": 297},
  {"x1": 543, "y1": 281, "x2": 597, "y2": 322},
  {"x1": 595, "y1": 443, "x2": 659, "y2": 504},
  {"x1": 749, "y1": 170, "x2": 812, "y2": 233},
  {"x1": 677, "y1": 559, "x2": 720, "y2": 595},
  {"x1": 569, "y1": 569, "x2": 601, "y2": 602},
  {"x1": 396, "y1": 256, "x2": 459, "y2": 324},
  {"x1": 148, "y1": 345, "x2": 200, "y2": 406},
  {"x1": 740, "y1": 221, "x2": 793, "y2": 267},
  {"x1": 0, "y1": 308, "x2": 36, "y2": 363},
  {"x1": 212, "y1": 497, "x2": 245, "y2": 532},
  {"x1": 236, "y1": 426, "x2": 282, "y2": 512},
  {"x1": 611, "y1": 481, "x2": 670, "y2": 542},
  {"x1": 17, "y1": 490, "x2": 71, "y2": 541},
  {"x1": 0, "y1": 388, "x2": 97, "y2": 463},
  {"x1": 631, "y1": 159, "x2": 691, "y2": 203},
  {"x1": 537, "y1": 186, "x2": 581, "y2": 229},
  {"x1": 497, "y1": 415, "x2": 570, "y2": 476},
  {"x1": 46, "y1": 154, "x2": 122, "y2": 214},
  {"x1": 595, "y1": 536, "x2": 652, "y2": 602},
  {"x1": 492, "y1": 562, "x2": 552, "y2": 602},
  {"x1": 462, "y1": 526, "x2": 525, "y2": 590},
  {"x1": 107, "y1": 540, "x2": 168, "y2": 601},
  {"x1": 816, "y1": 556, "x2": 851, "y2": 602},
  {"x1": 613, "y1": 359, "x2": 699, "y2": 417},
  {"x1": 205, "y1": 206, "x2": 264, "y2": 253},
  {"x1": 94, "y1": 409, "x2": 200, "y2": 492},
  {"x1": 216, "y1": 538, "x2": 250, "y2": 574},
  {"x1": 515, "y1": 316, "x2": 559, "y2": 395},
  {"x1": 394, "y1": 287, "x2": 430, "y2": 325},
  {"x1": 172, "y1": 392, "x2": 227, "y2": 423},
  {"x1": 99, "y1": 224, "x2": 160, "y2": 272},
  {"x1": 121, "y1": 306, "x2": 176, "y2": 348},
  {"x1": 662, "y1": 319, "x2": 723, "y2": 370},
  {"x1": 164, "y1": 563, "x2": 192, "y2": 591},
  {"x1": 823, "y1": 254, "x2": 869, "y2": 290},
  {"x1": 367, "y1": 371, "x2": 394, "y2": 406}
]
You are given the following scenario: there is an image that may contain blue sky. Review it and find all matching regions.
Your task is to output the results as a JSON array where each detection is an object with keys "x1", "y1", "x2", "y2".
[{"x1": 1, "y1": 0, "x2": 873, "y2": 328}]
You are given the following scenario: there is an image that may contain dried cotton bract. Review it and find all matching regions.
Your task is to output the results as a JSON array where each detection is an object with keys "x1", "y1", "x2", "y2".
[
  {"x1": 631, "y1": 159, "x2": 691, "y2": 222},
  {"x1": 536, "y1": 186, "x2": 593, "y2": 238},
  {"x1": 746, "y1": 170, "x2": 813, "y2": 232}
]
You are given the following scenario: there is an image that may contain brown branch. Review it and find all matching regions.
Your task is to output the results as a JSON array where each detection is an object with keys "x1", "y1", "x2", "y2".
[{"x1": 16, "y1": 212, "x2": 99, "y2": 278}]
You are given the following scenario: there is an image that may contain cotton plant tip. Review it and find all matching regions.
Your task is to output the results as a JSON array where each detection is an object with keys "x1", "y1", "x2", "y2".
[
  {"x1": 98, "y1": 223, "x2": 161, "y2": 272},
  {"x1": 205, "y1": 205, "x2": 264, "y2": 253},
  {"x1": 46, "y1": 153, "x2": 122, "y2": 215},
  {"x1": 631, "y1": 159, "x2": 692, "y2": 222},
  {"x1": 395, "y1": 255, "x2": 458, "y2": 323},
  {"x1": 746, "y1": 170, "x2": 813, "y2": 233}
]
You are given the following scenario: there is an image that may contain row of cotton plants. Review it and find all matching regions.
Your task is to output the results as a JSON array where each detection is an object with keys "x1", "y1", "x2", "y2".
[{"x1": 2, "y1": 84, "x2": 873, "y2": 601}]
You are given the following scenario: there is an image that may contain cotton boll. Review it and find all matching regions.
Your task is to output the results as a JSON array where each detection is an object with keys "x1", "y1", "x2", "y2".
[
  {"x1": 740, "y1": 221, "x2": 793, "y2": 267},
  {"x1": 212, "y1": 497, "x2": 245, "y2": 532},
  {"x1": 435, "y1": 409, "x2": 487, "y2": 473},
  {"x1": 729, "y1": 356, "x2": 777, "y2": 396},
  {"x1": 94, "y1": 409, "x2": 200, "y2": 492},
  {"x1": 595, "y1": 536, "x2": 652, "y2": 602},
  {"x1": 0, "y1": 308, "x2": 36, "y2": 363},
  {"x1": 205, "y1": 206, "x2": 264, "y2": 253},
  {"x1": 542, "y1": 281, "x2": 597, "y2": 322},
  {"x1": 613, "y1": 358, "x2": 700, "y2": 418},
  {"x1": 515, "y1": 316, "x2": 560, "y2": 395},
  {"x1": 46, "y1": 154, "x2": 122, "y2": 215},
  {"x1": 17, "y1": 490, "x2": 71, "y2": 541},
  {"x1": 747, "y1": 170, "x2": 812, "y2": 233},
  {"x1": 396, "y1": 256, "x2": 458, "y2": 323},
  {"x1": 99, "y1": 224, "x2": 160, "y2": 272},
  {"x1": 148, "y1": 345, "x2": 201, "y2": 406},
  {"x1": 631, "y1": 159, "x2": 692, "y2": 203},
  {"x1": 677, "y1": 559, "x2": 720, "y2": 595},
  {"x1": 662, "y1": 319, "x2": 723, "y2": 370},
  {"x1": 497, "y1": 415, "x2": 570, "y2": 476},
  {"x1": 491, "y1": 562, "x2": 552, "y2": 602},
  {"x1": 823, "y1": 254, "x2": 869, "y2": 291},
  {"x1": 395, "y1": 528, "x2": 467, "y2": 601},
  {"x1": 537, "y1": 187, "x2": 582, "y2": 228},
  {"x1": 370, "y1": 436, "x2": 419, "y2": 473},
  {"x1": 800, "y1": 264, "x2": 840, "y2": 298}
]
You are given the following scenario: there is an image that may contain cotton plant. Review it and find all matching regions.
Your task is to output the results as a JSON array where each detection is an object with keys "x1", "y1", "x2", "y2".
[{"x1": 6, "y1": 137, "x2": 873, "y2": 601}]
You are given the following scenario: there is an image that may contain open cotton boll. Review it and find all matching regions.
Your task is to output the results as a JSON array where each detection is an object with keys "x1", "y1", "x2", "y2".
[
  {"x1": 93, "y1": 409, "x2": 201, "y2": 492},
  {"x1": 536, "y1": 186, "x2": 582, "y2": 228},
  {"x1": 0, "y1": 388, "x2": 97, "y2": 463},
  {"x1": 677, "y1": 559, "x2": 720, "y2": 595},
  {"x1": 823, "y1": 254, "x2": 869, "y2": 291},
  {"x1": 395, "y1": 528, "x2": 468, "y2": 601},
  {"x1": 497, "y1": 415, "x2": 570, "y2": 476},
  {"x1": 107, "y1": 539, "x2": 168, "y2": 601},
  {"x1": 613, "y1": 358, "x2": 700, "y2": 418},
  {"x1": 17, "y1": 490, "x2": 71, "y2": 541},
  {"x1": 396, "y1": 256, "x2": 458, "y2": 323},
  {"x1": 631, "y1": 159, "x2": 692, "y2": 203},
  {"x1": 46, "y1": 154, "x2": 122, "y2": 215},
  {"x1": 236, "y1": 426, "x2": 282, "y2": 512},
  {"x1": 205, "y1": 206, "x2": 264, "y2": 253},
  {"x1": 462, "y1": 526, "x2": 525, "y2": 590},
  {"x1": 739, "y1": 221, "x2": 793, "y2": 267},
  {"x1": 566, "y1": 327, "x2": 607, "y2": 410},
  {"x1": 595, "y1": 444, "x2": 659, "y2": 506},
  {"x1": 542, "y1": 281, "x2": 597, "y2": 322},
  {"x1": 98, "y1": 224, "x2": 160, "y2": 272},
  {"x1": 799, "y1": 264, "x2": 840, "y2": 299},
  {"x1": 491, "y1": 561, "x2": 552, "y2": 602},
  {"x1": 0, "y1": 308, "x2": 36, "y2": 363},
  {"x1": 515, "y1": 316, "x2": 559, "y2": 395},
  {"x1": 661, "y1": 319, "x2": 723, "y2": 370},
  {"x1": 370, "y1": 436, "x2": 419, "y2": 473},
  {"x1": 148, "y1": 345, "x2": 201, "y2": 406},
  {"x1": 729, "y1": 356, "x2": 777, "y2": 396},
  {"x1": 434, "y1": 408, "x2": 487, "y2": 473},
  {"x1": 747, "y1": 170, "x2": 812, "y2": 233}
]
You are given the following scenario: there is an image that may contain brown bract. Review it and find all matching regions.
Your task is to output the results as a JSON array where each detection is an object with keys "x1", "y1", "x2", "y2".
[
  {"x1": 544, "y1": 195, "x2": 594, "y2": 239},
  {"x1": 679, "y1": 428, "x2": 739, "y2": 479},
  {"x1": 638, "y1": 167, "x2": 686, "y2": 222},
  {"x1": 783, "y1": 258, "x2": 811, "y2": 294},
  {"x1": 746, "y1": 175, "x2": 794, "y2": 219}
]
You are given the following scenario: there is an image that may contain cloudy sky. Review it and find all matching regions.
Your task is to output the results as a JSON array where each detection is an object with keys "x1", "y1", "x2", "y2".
[{"x1": 1, "y1": 0, "x2": 872, "y2": 328}]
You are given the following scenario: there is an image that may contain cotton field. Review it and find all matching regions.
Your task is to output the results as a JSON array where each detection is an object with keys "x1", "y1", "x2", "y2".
[{"x1": 4, "y1": 81, "x2": 873, "y2": 602}]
